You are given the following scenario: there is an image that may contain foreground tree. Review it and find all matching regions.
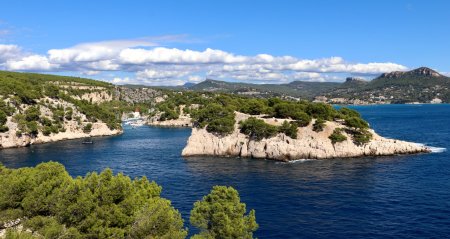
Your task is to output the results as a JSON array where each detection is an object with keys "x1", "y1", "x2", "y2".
[
  {"x1": 0, "y1": 162, "x2": 187, "y2": 239},
  {"x1": 190, "y1": 186, "x2": 258, "y2": 239}
]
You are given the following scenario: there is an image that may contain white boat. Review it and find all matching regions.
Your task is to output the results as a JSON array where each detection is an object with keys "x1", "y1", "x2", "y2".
[{"x1": 129, "y1": 120, "x2": 145, "y2": 127}]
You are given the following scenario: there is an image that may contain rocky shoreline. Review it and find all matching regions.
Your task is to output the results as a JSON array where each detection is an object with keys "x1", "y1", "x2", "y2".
[
  {"x1": 0, "y1": 123, "x2": 123, "y2": 150},
  {"x1": 182, "y1": 113, "x2": 430, "y2": 161},
  {"x1": 0, "y1": 122, "x2": 122, "y2": 149}
]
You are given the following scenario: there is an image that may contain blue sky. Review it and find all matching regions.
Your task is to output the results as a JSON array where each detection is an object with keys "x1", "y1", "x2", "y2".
[{"x1": 1, "y1": 0, "x2": 449, "y2": 85}]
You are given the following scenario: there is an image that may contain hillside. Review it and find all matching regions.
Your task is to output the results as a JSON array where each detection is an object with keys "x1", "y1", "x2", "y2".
[
  {"x1": 324, "y1": 67, "x2": 450, "y2": 104},
  {"x1": 187, "y1": 79, "x2": 337, "y2": 99},
  {"x1": 0, "y1": 71, "x2": 163, "y2": 149},
  {"x1": 185, "y1": 67, "x2": 450, "y2": 104}
]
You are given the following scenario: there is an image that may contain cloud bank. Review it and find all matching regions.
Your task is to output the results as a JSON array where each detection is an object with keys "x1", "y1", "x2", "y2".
[{"x1": 0, "y1": 38, "x2": 409, "y2": 85}]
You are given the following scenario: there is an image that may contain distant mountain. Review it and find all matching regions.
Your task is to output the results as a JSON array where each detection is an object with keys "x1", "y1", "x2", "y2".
[
  {"x1": 325, "y1": 67, "x2": 450, "y2": 103},
  {"x1": 183, "y1": 82, "x2": 196, "y2": 88},
  {"x1": 188, "y1": 79, "x2": 338, "y2": 99}
]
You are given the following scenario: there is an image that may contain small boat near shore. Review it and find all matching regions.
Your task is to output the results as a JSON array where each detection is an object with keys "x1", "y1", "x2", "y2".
[
  {"x1": 82, "y1": 137, "x2": 93, "y2": 144},
  {"x1": 129, "y1": 119, "x2": 145, "y2": 128}
]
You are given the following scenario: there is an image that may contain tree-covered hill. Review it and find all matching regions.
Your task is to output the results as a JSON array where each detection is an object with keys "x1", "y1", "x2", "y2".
[
  {"x1": 184, "y1": 67, "x2": 450, "y2": 103},
  {"x1": 325, "y1": 67, "x2": 450, "y2": 103},
  {"x1": 0, "y1": 71, "x2": 163, "y2": 148},
  {"x1": 187, "y1": 79, "x2": 338, "y2": 99}
]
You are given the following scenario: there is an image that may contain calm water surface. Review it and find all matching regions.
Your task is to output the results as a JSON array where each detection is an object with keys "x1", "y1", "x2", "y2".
[{"x1": 1, "y1": 104, "x2": 449, "y2": 239}]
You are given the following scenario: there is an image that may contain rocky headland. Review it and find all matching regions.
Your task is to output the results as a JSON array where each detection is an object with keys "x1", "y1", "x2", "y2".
[{"x1": 182, "y1": 112, "x2": 430, "y2": 161}]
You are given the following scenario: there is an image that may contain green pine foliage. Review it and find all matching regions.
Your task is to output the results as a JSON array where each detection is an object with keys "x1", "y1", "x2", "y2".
[
  {"x1": 0, "y1": 163, "x2": 258, "y2": 239},
  {"x1": 312, "y1": 119, "x2": 326, "y2": 132},
  {"x1": 329, "y1": 128, "x2": 347, "y2": 144},
  {"x1": 239, "y1": 117, "x2": 278, "y2": 140},
  {"x1": 190, "y1": 186, "x2": 258, "y2": 239},
  {"x1": 191, "y1": 103, "x2": 236, "y2": 136},
  {"x1": 278, "y1": 121, "x2": 298, "y2": 139},
  {"x1": 345, "y1": 116, "x2": 369, "y2": 129},
  {"x1": 351, "y1": 129, "x2": 373, "y2": 145},
  {"x1": 0, "y1": 162, "x2": 187, "y2": 239}
]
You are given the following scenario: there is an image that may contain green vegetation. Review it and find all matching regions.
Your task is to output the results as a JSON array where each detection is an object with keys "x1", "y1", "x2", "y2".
[
  {"x1": 191, "y1": 103, "x2": 236, "y2": 136},
  {"x1": 0, "y1": 71, "x2": 124, "y2": 137},
  {"x1": 312, "y1": 119, "x2": 326, "y2": 132},
  {"x1": 83, "y1": 123, "x2": 93, "y2": 133},
  {"x1": 327, "y1": 67, "x2": 450, "y2": 103},
  {"x1": 279, "y1": 120, "x2": 298, "y2": 139},
  {"x1": 345, "y1": 117, "x2": 369, "y2": 129},
  {"x1": 239, "y1": 117, "x2": 278, "y2": 140},
  {"x1": 190, "y1": 186, "x2": 258, "y2": 239},
  {"x1": 0, "y1": 110, "x2": 8, "y2": 132},
  {"x1": 329, "y1": 128, "x2": 347, "y2": 144},
  {"x1": 155, "y1": 92, "x2": 372, "y2": 144},
  {"x1": 351, "y1": 129, "x2": 373, "y2": 145},
  {"x1": 0, "y1": 162, "x2": 257, "y2": 239}
]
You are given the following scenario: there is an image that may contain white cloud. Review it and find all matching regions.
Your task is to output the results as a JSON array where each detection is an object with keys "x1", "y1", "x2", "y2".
[
  {"x1": 0, "y1": 38, "x2": 414, "y2": 85},
  {"x1": 119, "y1": 47, "x2": 247, "y2": 64},
  {"x1": 6, "y1": 55, "x2": 57, "y2": 71},
  {"x1": 48, "y1": 38, "x2": 158, "y2": 64},
  {"x1": 136, "y1": 69, "x2": 188, "y2": 79},
  {"x1": 187, "y1": 75, "x2": 204, "y2": 83},
  {"x1": 0, "y1": 44, "x2": 22, "y2": 63}
]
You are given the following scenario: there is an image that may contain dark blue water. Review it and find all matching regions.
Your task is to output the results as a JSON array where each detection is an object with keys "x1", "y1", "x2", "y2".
[{"x1": 1, "y1": 104, "x2": 449, "y2": 239}]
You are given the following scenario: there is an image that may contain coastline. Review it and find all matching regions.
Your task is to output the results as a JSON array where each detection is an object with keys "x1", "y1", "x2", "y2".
[
  {"x1": 182, "y1": 112, "x2": 430, "y2": 161},
  {"x1": 0, "y1": 123, "x2": 122, "y2": 149}
]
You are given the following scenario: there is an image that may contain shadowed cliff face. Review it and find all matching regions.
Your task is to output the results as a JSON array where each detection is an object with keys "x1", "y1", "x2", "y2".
[{"x1": 182, "y1": 112, "x2": 429, "y2": 161}]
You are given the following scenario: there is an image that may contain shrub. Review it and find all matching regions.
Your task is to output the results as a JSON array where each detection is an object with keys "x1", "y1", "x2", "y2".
[
  {"x1": 40, "y1": 117, "x2": 52, "y2": 127},
  {"x1": 42, "y1": 126, "x2": 52, "y2": 136},
  {"x1": 239, "y1": 117, "x2": 278, "y2": 140},
  {"x1": 292, "y1": 111, "x2": 311, "y2": 127},
  {"x1": 0, "y1": 125, "x2": 8, "y2": 133},
  {"x1": 26, "y1": 121, "x2": 39, "y2": 136},
  {"x1": 240, "y1": 99, "x2": 268, "y2": 115},
  {"x1": 312, "y1": 119, "x2": 326, "y2": 132},
  {"x1": 83, "y1": 123, "x2": 92, "y2": 133},
  {"x1": 279, "y1": 121, "x2": 298, "y2": 139},
  {"x1": 351, "y1": 129, "x2": 373, "y2": 145},
  {"x1": 338, "y1": 107, "x2": 361, "y2": 118},
  {"x1": 206, "y1": 117, "x2": 235, "y2": 136},
  {"x1": 345, "y1": 117, "x2": 369, "y2": 129},
  {"x1": 160, "y1": 108, "x2": 179, "y2": 121},
  {"x1": 329, "y1": 128, "x2": 347, "y2": 144},
  {"x1": 25, "y1": 106, "x2": 40, "y2": 122},
  {"x1": 192, "y1": 103, "x2": 236, "y2": 135},
  {"x1": 0, "y1": 110, "x2": 7, "y2": 125},
  {"x1": 306, "y1": 103, "x2": 335, "y2": 120},
  {"x1": 0, "y1": 101, "x2": 15, "y2": 116},
  {"x1": 65, "y1": 107, "x2": 73, "y2": 120}
]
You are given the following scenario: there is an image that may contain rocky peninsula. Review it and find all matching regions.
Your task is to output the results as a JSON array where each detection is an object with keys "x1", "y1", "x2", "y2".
[{"x1": 182, "y1": 112, "x2": 429, "y2": 161}]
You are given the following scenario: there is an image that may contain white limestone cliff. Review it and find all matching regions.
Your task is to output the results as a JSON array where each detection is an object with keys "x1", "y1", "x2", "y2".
[{"x1": 182, "y1": 112, "x2": 429, "y2": 161}]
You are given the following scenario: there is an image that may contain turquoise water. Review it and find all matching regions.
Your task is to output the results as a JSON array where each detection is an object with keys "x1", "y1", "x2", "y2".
[{"x1": 1, "y1": 104, "x2": 449, "y2": 238}]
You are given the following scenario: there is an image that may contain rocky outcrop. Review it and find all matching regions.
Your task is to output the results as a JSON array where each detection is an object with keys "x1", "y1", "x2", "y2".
[
  {"x1": 0, "y1": 120, "x2": 121, "y2": 149},
  {"x1": 0, "y1": 98, "x2": 122, "y2": 149},
  {"x1": 114, "y1": 87, "x2": 163, "y2": 103},
  {"x1": 381, "y1": 67, "x2": 442, "y2": 79},
  {"x1": 182, "y1": 113, "x2": 429, "y2": 161}
]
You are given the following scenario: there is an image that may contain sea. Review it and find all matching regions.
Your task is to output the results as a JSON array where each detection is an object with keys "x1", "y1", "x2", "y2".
[{"x1": 1, "y1": 104, "x2": 449, "y2": 239}]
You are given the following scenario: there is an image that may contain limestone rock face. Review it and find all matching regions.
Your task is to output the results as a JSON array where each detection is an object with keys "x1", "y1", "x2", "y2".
[
  {"x1": 182, "y1": 113, "x2": 429, "y2": 161},
  {"x1": 0, "y1": 121, "x2": 121, "y2": 149},
  {"x1": 0, "y1": 97, "x2": 122, "y2": 149}
]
